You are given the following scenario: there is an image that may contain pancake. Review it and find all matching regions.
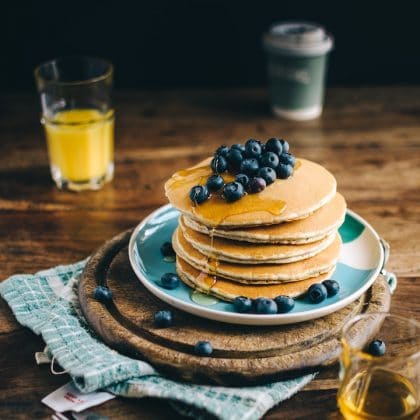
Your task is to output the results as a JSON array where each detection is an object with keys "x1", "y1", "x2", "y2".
[
  {"x1": 165, "y1": 157, "x2": 337, "y2": 227},
  {"x1": 172, "y1": 227, "x2": 342, "y2": 283},
  {"x1": 179, "y1": 216, "x2": 336, "y2": 264},
  {"x1": 183, "y1": 193, "x2": 346, "y2": 244},
  {"x1": 177, "y1": 256, "x2": 335, "y2": 300}
]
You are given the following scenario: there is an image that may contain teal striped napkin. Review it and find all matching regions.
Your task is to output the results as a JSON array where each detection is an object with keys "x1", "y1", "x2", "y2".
[{"x1": 0, "y1": 260, "x2": 316, "y2": 420}]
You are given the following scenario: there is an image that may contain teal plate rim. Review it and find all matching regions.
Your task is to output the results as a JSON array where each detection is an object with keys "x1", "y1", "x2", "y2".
[{"x1": 128, "y1": 204, "x2": 385, "y2": 326}]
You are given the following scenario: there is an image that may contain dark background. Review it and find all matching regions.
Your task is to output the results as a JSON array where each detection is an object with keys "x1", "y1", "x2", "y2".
[{"x1": 3, "y1": 0, "x2": 420, "y2": 91}]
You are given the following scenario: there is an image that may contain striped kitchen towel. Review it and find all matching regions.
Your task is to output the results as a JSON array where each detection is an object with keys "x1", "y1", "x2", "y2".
[{"x1": 0, "y1": 260, "x2": 315, "y2": 420}]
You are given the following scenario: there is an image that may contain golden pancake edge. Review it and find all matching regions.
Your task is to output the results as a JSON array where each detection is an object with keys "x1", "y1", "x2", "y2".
[
  {"x1": 182, "y1": 193, "x2": 346, "y2": 244},
  {"x1": 172, "y1": 227, "x2": 342, "y2": 284},
  {"x1": 177, "y1": 257, "x2": 336, "y2": 300},
  {"x1": 165, "y1": 158, "x2": 337, "y2": 228},
  {"x1": 179, "y1": 216, "x2": 336, "y2": 264}
]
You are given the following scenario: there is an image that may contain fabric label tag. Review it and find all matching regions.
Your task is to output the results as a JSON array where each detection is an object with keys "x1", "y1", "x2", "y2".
[{"x1": 42, "y1": 382, "x2": 115, "y2": 413}]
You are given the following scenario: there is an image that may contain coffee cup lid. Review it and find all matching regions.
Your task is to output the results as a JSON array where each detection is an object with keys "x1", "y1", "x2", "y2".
[{"x1": 263, "y1": 21, "x2": 333, "y2": 56}]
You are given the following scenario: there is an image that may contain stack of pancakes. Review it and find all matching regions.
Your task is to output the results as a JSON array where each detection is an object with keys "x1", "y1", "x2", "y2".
[{"x1": 165, "y1": 157, "x2": 346, "y2": 301}]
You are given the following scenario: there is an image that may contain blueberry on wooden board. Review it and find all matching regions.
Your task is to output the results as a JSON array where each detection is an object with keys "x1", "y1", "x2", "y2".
[{"x1": 94, "y1": 285, "x2": 113, "y2": 303}]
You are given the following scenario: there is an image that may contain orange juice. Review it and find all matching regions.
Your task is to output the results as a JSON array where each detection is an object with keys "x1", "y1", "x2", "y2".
[{"x1": 44, "y1": 109, "x2": 114, "y2": 185}]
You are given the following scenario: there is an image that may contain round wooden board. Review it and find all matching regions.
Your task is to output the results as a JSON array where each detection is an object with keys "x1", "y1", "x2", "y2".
[{"x1": 79, "y1": 229, "x2": 391, "y2": 385}]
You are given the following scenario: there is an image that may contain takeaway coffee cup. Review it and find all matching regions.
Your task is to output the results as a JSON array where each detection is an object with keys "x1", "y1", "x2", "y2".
[{"x1": 263, "y1": 22, "x2": 333, "y2": 120}]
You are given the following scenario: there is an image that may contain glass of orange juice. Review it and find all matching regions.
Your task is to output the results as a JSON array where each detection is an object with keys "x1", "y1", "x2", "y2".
[{"x1": 35, "y1": 57, "x2": 114, "y2": 191}]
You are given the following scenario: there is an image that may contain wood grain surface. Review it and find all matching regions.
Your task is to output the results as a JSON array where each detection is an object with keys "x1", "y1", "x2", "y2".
[{"x1": 0, "y1": 87, "x2": 419, "y2": 419}]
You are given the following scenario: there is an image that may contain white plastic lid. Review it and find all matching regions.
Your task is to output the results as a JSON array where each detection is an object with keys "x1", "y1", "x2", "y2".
[{"x1": 263, "y1": 21, "x2": 333, "y2": 56}]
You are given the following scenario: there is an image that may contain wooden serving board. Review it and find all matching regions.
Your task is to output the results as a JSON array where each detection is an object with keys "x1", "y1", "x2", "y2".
[{"x1": 78, "y1": 230, "x2": 391, "y2": 385}]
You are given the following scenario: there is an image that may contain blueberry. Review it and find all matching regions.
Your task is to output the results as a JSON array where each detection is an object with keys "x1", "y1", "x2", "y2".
[
  {"x1": 244, "y1": 139, "x2": 262, "y2": 158},
  {"x1": 322, "y1": 279, "x2": 340, "y2": 297},
  {"x1": 231, "y1": 143, "x2": 245, "y2": 153},
  {"x1": 206, "y1": 174, "x2": 224, "y2": 192},
  {"x1": 247, "y1": 177, "x2": 266, "y2": 194},
  {"x1": 211, "y1": 155, "x2": 228, "y2": 174},
  {"x1": 215, "y1": 145, "x2": 229, "y2": 157},
  {"x1": 260, "y1": 152, "x2": 279, "y2": 169},
  {"x1": 222, "y1": 181, "x2": 245, "y2": 202},
  {"x1": 252, "y1": 297, "x2": 265, "y2": 312},
  {"x1": 194, "y1": 340, "x2": 213, "y2": 356},
  {"x1": 160, "y1": 241, "x2": 175, "y2": 257},
  {"x1": 255, "y1": 297, "x2": 278, "y2": 314},
  {"x1": 258, "y1": 167, "x2": 276, "y2": 185},
  {"x1": 274, "y1": 295, "x2": 295, "y2": 313},
  {"x1": 240, "y1": 158, "x2": 260, "y2": 176},
  {"x1": 233, "y1": 296, "x2": 252, "y2": 313},
  {"x1": 160, "y1": 273, "x2": 180, "y2": 289},
  {"x1": 308, "y1": 283, "x2": 328, "y2": 303},
  {"x1": 94, "y1": 285, "x2": 113, "y2": 303},
  {"x1": 189, "y1": 185, "x2": 210, "y2": 204},
  {"x1": 367, "y1": 339, "x2": 386, "y2": 357},
  {"x1": 276, "y1": 163, "x2": 294, "y2": 179},
  {"x1": 280, "y1": 139, "x2": 290, "y2": 153},
  {"x1": 265, "y1": 138, "x2": 283, "y2": 155},
  {"x1": 235, "y1": 173, "x2": 249, "y2": 188},
  {"x1": 154, "y1": 310, "x2": 173, "y2": 328},
  {"x1": 226, "y1": 148, "x2": 244, "y2": 171},
  {"x1": 279, "y1": 153, "x2": 296, "y2": 167}
]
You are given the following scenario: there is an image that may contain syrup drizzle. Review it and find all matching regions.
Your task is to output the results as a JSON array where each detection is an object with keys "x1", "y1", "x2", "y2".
[{"x1": 168, "y1": 159, "x2": 302, "y2": 297}]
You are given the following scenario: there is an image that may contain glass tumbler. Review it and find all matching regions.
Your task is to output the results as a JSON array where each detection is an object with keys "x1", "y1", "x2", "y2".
[
  {"x1": 35, "y1": 56, "x2": 114, "y2": 191},
  {"x1": 338, "y1": 313, "x2": 419, "y2": 420}
]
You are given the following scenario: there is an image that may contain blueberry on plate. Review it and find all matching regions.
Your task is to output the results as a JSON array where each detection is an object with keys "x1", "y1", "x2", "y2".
[
  {"x1": 160, "y1": 241, "x2": 175, "y2": 257},
  {"x1": 233, "y1": 296, "x2": 252, "y2": 313},
  {"x1": 280, "y1": 139, "x2": 290, "y2": 153},
  {"x1": 194, "y1": 340, "x2": 213, "y2": 356},
  {"x1": 308, "y1": 283, "x2": 328, "y2": 303},
  {"x1": 265, "y1": 137, "x2": 283, "y2": 155},
  {"x1": 215, "y1": 145, "x2": 229, "y2": 157},
  {"x1": 258, "y1": 167, "x2": 276, "y2": 185},
  {"x1": 222, "y1": 181, "x2": 245, "y2": 202},
  {"x1": 154, "y1": 310, "x2": 173, "y2": 328},
  {"x1": 367, "y1": 339, "x2": 386, "y2": 357},
  {"x1": 235, "y1": 173, "x2": 249, "y2": 188},
  {"x1": 276, "y1": 163, "x2": 294, "y2": 179},
  {"x1": 206, "y1": 174, "x2": 224, "y2": 192},
  {"x1": 240, "y1": 158, "x2": 260, "y2": 176},
  {"x1": 322, "y1": 279, "x2": 340, "y2": 297},
  {"x1": 231, "y1": 143, "x2": 245, "y2": 153},
  {"x1": 274, "y1": 295, "x2": 295, "y2": 313},
  {"x1": 260, "y1": 152, "x2": 279, "y2": 169},
  {"x1": 279, "y1": 153, "x2": 296, "y2": 167},
  {"x1": 226, "y1": 148, "x2": 244, "y2": 171},
  {"x1": 244, "y1": 139, "x2": 262, "y2": 158},
  {"x1": 160, "y1": 273, "x2": 180, "y2": 289},
  {"x1": 94, "y1": 285, "x2": 113, "y2": 303},
  {"x1": 247, "y1": 177, "x2": 266, "y2": 193},
  {"x1": 255, "y1": 297, "x2": 278, "y2": 314},
  {"x1": 189, "y1": 185, "x2": 210, "y2": 204},
  {"x1": 210, "y1": 155, "x2": 228, "y2": 174},
  {"x1": 252, "y1": 297, "x2": 265, "y2": 311}
]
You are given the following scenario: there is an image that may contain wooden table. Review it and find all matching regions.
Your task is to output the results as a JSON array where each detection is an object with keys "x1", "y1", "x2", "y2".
[{"x1": 1, "y1": 87, "x2": 419, "y2": 419}]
